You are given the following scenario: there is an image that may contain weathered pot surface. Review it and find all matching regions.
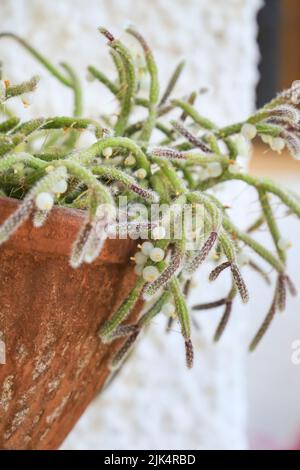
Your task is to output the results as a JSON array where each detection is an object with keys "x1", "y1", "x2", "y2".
[{"x1": 0, "y1": 197, "x2": 141, "y2": 450}]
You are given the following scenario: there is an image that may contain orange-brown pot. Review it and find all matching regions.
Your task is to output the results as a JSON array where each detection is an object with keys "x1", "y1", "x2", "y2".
[{"x1": 0, "y1": 197, "x2": 141, "y2": 450}]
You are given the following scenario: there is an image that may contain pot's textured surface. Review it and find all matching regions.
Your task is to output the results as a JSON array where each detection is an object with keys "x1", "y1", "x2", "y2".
[{"x1": 0, "y1": 197, "x2": 140, "y2": 449}]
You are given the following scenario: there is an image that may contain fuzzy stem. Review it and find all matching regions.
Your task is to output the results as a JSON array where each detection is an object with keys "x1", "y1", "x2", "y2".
[
  {"x1": 0, "y1": 33, "x2": 72, "y2": 87},
  {"x1": 258, "y1": 189, "x2": 286, "y2": 263},
  {"x1": 99, "y1": 28, "x2": 137, "y2": 136},
  {"x1": 171, "y1": 99, "x2": 215, "y2": 130},
  {"x1": 169, "y1": 277, "x2": 191, "y2": 340},
  {"x1": 5, "y1": 75, "x2": 39, "y2": 100},
  {"x1": 126, "y1": 27, "x2": 159, "y2": 142},
  {"x1": 223, "y1": 217, "x2": 284, "y2": 273},
  {"x1": 98, "y1": 277, "x2": 145, "y2": 340},
  {"x1": 0, "y1": 117, "x2": 20, "y2": 132},
  {"x1": 75, "y1": 136, "x2": 150, "y2": 173},
  {"x1": 159, "y1": 60, "x2": 185, "y2": 106}
]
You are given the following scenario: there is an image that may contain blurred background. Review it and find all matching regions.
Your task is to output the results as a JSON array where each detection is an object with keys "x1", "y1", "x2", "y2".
[
  {"x1": 0, "y1": 0, "x2": 299, "y2": 450},
  {"x1": 248, "y1": 0, "x2": 300, "y2": 450}
]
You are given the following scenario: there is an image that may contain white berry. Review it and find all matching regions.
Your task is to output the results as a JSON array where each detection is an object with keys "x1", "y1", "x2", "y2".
[
  {"x1": 124, "y1": 155, "x2": 136, "y2": 166},
  {"x1": 261, "y1": 134, "x2": 273, "y2": 145},
  {"x1": 241, "y1": 123, "x2": 257, "y2": 140},
  {"x1": 234, "y1": 135, "x2": 249, "y2": 157},
  {"x1": 134, "y1": 264, "x2": 144, "y2": 276},
  {"x1": 35, "y1": 192, "x2": 54, "y2": 211},
  {"x1": 198, "y1": 169, "x2": 210, "y2": 182},
  {"x1": 141, "y1": 241, "x2": 154, "y2": 256},
  {"x1": 134, "y1": 251, "x2": 148, "y2": 265},
  {"x1": 162, "y1": 302, "x2": 176, "y2": 317},
  {"x1": 142, "y1": 265, "x2": 160, "y2": 282},
  {"x1": 207, "y1": 162, "x2": 222, "y2": 178},
  {"x1": 102, "y1": 147, "x2": 113, "y2": 159},
  {"x1": 135, "y1": 168, "x2": 147, "y2": 180},
  {"x1": 271, "y1": 137, "x2": 285, "y2": 153},
  {"x1": 52, "y1": 179, "x2": 68, "y2": 194},
  {"x1": 278, "y1": 237, "x2": 292, "y2": 251},
  {"x1": 150, "y1": 247, "x2": 165, "y2": 262},
  {"x1": 84, "y1": 252, "x2": 94, "y2": 264}
]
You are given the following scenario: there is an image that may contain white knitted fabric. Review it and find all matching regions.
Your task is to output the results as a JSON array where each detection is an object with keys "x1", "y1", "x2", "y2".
[{"x1": 0, "y1": 0, "x2": 262, "y2": 450}]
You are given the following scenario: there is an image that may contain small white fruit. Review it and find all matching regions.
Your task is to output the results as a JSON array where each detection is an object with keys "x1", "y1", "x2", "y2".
[
  {"x1": 278, "y1": 237, "x2": 292, "y2": 251},
  {"x1": 141, "y1": 241, "x2": 154, "y2": 256},
  {"x1": 35, "y1": 192, "x2": 54, "y2": 211},
  {"x1": 162, "y1": 302, "x2": 176, "y2": 317},
  {"x1": 150, "y1": 247, "x2": 165, "y2": 262},
  {"x1": 124, "y1": 155, "x2": 136, "y2": 166},
  {"x1": 142, "y1": 265, "x2": 160, "y2": 282},
  {"x1": 234, "y1": 135, "x2": 250, "y2": 157},
  {"x1": 198, "y1": 169, "x2": 210, "y2": 182},
  {"x1": 102, "y1": 147, "x2": 113, "y2": 158},
  {"x1": 271, "y1": 137, "x2": 285, "y2": 153},
  {"x1": 207, "y1": 162, "x2": 222, "y2": 178},
  {"x1": 135, "y1": 168, "x2": 147, "y2": 180},
  {"x1": 241, "y1": 123, "x2": 257, "y2": 140},
  {"x1": 52, "y1": 179, "x2": 68, "y2": 194},
  {"x1": 134, "y1": 264, "x2": 144, "y2": 275},
  {"x1": 134, "y1": 251, "x2": 148, "y2": 265},
  {"x1": 261, "y1": 134, "x2": 273, "y2": 145}
]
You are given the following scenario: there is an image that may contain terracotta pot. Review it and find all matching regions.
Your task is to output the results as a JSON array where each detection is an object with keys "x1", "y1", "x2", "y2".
[{"x1": 0, "y1": 197, "x2": 141, "y2": 450}]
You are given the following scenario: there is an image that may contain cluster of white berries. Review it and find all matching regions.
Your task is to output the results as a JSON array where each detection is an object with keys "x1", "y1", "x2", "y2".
[
  {"x1": 241, "y1": 123, "x2": 286, "y2": 154},
  {"x1": 261, "y1": 134, "x2": 285, "y2": 153},
  {"x1": 35, "y1": 172, "x2": 68, "y2": 211},
  {"x1": 133, "y1": 240, "x2": 177, "y2": 317},
  {"x1": 133, "y1": 240, "x2": 165, "y2": 281}
]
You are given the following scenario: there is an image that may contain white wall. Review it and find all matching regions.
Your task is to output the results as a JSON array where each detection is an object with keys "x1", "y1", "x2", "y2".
[{"x1": 0, "y1": 0, "x2": 263, "y2": 449}]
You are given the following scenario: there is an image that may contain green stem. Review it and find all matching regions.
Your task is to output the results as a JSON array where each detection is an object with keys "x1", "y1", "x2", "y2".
[
  {"x1": 0, "y1": 33, "x2": 72, "y2": 87},
  {"x1": 258, "y1": 189, "x2": 286, "y2": 263}
]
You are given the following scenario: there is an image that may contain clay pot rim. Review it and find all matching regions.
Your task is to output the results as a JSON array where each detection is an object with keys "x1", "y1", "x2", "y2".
[{"x1": 0, "y1": 196, "x2": 136, "y2": 265}]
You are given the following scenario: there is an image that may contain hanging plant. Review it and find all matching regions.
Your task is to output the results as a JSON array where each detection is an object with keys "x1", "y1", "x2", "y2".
[{"x1": 0, "y1": 27, "x2": 299, "y2": 372}]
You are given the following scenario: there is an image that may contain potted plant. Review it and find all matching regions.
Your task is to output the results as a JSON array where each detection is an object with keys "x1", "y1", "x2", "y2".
[{"x1": 0, "y1": 27, "x2": 299, "y2": 450}]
